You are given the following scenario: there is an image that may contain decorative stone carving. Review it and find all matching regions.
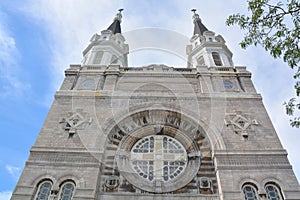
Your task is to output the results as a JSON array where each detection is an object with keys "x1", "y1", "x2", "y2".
[
  {"x1": 198, "y1": 177, "x2": 213, "y2": 194},
  {"x1": 225, "y1": 111, "x2": 258, "y2": 139},
  {"x1": 102, "y1": 110, "x2": 216, "y2": 194},
  {"x1": 105, "y1": 176, "x2": 120, "y2": 189},
  {"x1": 199, "y1": 177, "x2": 211, "y2": 189},
  {"x1": 115, "y1": 124, "x2": 201, "y2": 193},
  {"x1": 90, "y1": 33, "x2": 100, "y2": 42},
  {"x1": 59, "y1": 110, "x2": 92, "y2": 136},
  {"x1": 79, "y1": 79, "x2": 95, "y2": 90},
  {"x1": 146, "y1": 64, "x2": 170, "y2": 71}
]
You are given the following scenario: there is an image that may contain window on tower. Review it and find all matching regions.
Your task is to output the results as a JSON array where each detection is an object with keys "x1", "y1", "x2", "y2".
[
  {"x1": 212, "y1": 52, "x2": 222, "y2": 66},
  {"x1": 111, "y1": 55, "x2": 118, "y2": 64},
  {"x1": 58, "y1": 181, "x2": 75, "y2": 200},
  {"x1": 93, "y1": 51, "x2": 104, "y2": 64},
  {"x1": 265, "y1": 183, "x2": 284, "y2": 200},
  {"x1": 242, "y1": 183, "x2": 259, "y2": 200},
  {"x1": 34, "y1": 180, "x2": 52, "y2": 200}
]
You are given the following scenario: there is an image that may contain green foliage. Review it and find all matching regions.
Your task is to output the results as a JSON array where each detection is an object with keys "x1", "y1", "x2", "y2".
[
  {"x1": 284, "y1": 98, "x2": 300, "y2": 128},
  {"x1": 226, "y1": 0, "x2": 300, "y2": 127}
]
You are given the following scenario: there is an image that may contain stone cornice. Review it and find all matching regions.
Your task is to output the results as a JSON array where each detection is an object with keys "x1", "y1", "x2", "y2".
[
  {"x1": 213, "y1": 149, "x2": 291, "y2": 170},
  {"x1": 64, "y1": 64, "x2": 252, "y2": 77},
  {"x1": 27, "y1": 148, "x2": 103, "y2": 167},
  {"x1": 55, "y1": 90, "x2": 262, "y2": 100}
]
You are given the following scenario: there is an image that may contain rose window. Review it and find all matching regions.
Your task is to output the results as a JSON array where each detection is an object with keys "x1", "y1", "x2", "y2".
[{"x1": 130, "y1": 135, "x2": 187, "y2": 182}]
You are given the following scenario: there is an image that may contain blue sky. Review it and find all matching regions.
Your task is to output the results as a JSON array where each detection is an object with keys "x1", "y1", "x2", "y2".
[{"x1": 1, "y1": 1, "x2": 299, "y2": 199}]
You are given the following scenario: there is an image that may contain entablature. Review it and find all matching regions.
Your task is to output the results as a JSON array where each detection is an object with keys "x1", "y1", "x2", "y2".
[{"x1": 64, "y1": 64, "x2": 251, "y2": 77}]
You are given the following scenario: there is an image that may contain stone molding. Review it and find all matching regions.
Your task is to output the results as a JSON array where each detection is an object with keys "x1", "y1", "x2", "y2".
[
  {"x1": 55, "y1": 90, "x2": 262, "y2": 99},
  {"x1": 27, "y1": 151, "x2": 101, "y2": 167},
  {"x1": 214, "y1": 150, "x2": 291, "y2": 170},
  {"x1": 98, "y1": 193, "x2": 220, "y2": 200}
]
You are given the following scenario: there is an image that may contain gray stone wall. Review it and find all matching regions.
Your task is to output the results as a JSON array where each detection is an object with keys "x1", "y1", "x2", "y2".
[{"x1": 11, "y1": 64, "x2": 300, "y2": 200}]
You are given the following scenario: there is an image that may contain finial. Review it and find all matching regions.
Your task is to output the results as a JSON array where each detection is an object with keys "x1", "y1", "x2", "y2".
[
  {"x1": 114, "y1": 9, "x2": 123, "y2": 22},
  {"x1": 191, "y1": 8, "x2": 200, "y2": 21}
]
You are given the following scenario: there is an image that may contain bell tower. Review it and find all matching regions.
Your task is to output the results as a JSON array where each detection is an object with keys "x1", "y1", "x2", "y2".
[
  {"x1": 186, "y1": 9, "x2": 233, "y2": 67},
  {"x1": 82, "y1": 9, "x2": 129, "y2": 67}
]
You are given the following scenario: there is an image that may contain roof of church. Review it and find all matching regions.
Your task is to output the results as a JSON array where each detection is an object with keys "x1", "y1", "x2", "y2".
[
  {"x1": 192, "y1": 9, "x2": 208, "y2": 35},
  {"x1": 107, "y1": 9, "x2": 123, "y2": 34}
]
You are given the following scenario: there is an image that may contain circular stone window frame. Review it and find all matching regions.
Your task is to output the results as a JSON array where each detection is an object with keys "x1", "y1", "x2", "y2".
[
  {"x1": 116, "y1": 124, "x2": 201, "y2": 193},
  {"x1": 131, "y1": 135, "x2": 188, "y2": 183}
]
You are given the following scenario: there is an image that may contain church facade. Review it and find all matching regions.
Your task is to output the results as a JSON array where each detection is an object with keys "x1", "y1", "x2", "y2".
[{"x1": 11, "y1": 10, "x2": 300, "y2": 200}]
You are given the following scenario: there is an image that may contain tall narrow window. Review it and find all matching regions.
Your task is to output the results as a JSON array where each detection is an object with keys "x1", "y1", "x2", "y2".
[
  {"x1": 243, "y1": 184, "x2": 259, "y2": 200},
  {"x1": 111, "y1": 55, "x2": 118, "y2": 64},
  {"x1": 93, "y1": 51, "x2": 104, "y2": 64},
  {"x1": 59, "y1": 182, "x2": 75, "y2": 200},
  {"x1": 197, "y1": 55, "x2": 205, "y2": 66},
  {"x1": 34, "y1": 180, "x2": 52, "y2": 200},
  {"x1": 265, "y1": 183, "x2": 283, "y2": 200},
  {"x1": 212, "y1": 52, "x2": 222, "y2": 66}
]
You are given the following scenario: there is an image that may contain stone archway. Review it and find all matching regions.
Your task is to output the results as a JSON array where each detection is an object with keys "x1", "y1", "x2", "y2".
[{"x1": 100, "y1": 110, "x2": 218, "y2": 194}]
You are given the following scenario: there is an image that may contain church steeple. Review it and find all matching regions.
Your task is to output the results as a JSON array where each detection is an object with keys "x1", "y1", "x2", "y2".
[
  {"x1": 107, "y1": 9, "x2": 123, "y2": 34},
  {"x1": 81, "y1": 9, "x2": 129, "y2": 67},
  {"x1": 191, "y1": 9, "x2": 208, "y2": 36},
  {"x1": 186, "y1": 9, "x2": 233, "y2": 68}
]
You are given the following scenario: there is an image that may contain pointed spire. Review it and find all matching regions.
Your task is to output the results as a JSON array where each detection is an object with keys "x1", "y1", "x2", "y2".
[
  {"x1": 191, "y1": 9, "x2": 208, "y2": 36},
  {"x1": 107, "y1": 9, "x2": 123, "y2": 34}
]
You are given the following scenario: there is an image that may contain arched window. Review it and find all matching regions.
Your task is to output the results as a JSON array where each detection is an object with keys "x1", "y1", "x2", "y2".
[
  {"x1": 212, "y1": 52, "x2": 222, "y2": 66},
  {"x1": 265, "y1": 183, "x2": 284, "y2": 200},
  {"x1": 59, "y1": 181, "x2": 75, "y2": 200},
  {"x1": 242, "y1": 184, "x2": 259, "y2": 200},
  {"x1": 34, "y1": 180, "x2": 52, "y2": 200}
]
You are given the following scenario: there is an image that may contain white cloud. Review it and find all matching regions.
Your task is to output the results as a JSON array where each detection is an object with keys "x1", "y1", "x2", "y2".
[
  {"x1": 0, "y1": 191, "x2": 12, "y2": 200},
  {"x1": 5, "y1": 165, "x2": 21, "y2": 180},
  {"x1": 21, "y1": 0, "x2": 249, "y2": 74},
  {"x1": 22, "y1": 0, "x2": 122, "y2": 91},
  {"x1": 0, "y1": 29, "x2": 15, "y2": 63},
  {"x1": 0, "y1": 10, "x2": 31, "y2": 98}
]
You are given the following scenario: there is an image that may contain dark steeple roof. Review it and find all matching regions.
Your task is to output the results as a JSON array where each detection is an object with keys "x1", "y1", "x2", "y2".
[
  {"x1": 191, "y1": 9, "x2": 208, "y2": 36},
  {"x1": 107, "y1": 20, "x2": 121, "y2": 34},
  {"x1": 107, "y1": 9, "x2": 123, "y2": 34}
]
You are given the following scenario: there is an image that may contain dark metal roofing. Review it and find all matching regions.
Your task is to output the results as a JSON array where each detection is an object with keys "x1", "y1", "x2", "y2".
[
  {"x1": 107, "y1": 19, "x2": 121, "y2": 34},
  {"x1": 107, "y1": 9, "x2": 123, "y2": 34},
  {"x1": 193, "y1": 18, "x2": 208, "y2": 36},
  {"x1": 191, "y1": 9, "x2": 208, "y2": 36}
]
